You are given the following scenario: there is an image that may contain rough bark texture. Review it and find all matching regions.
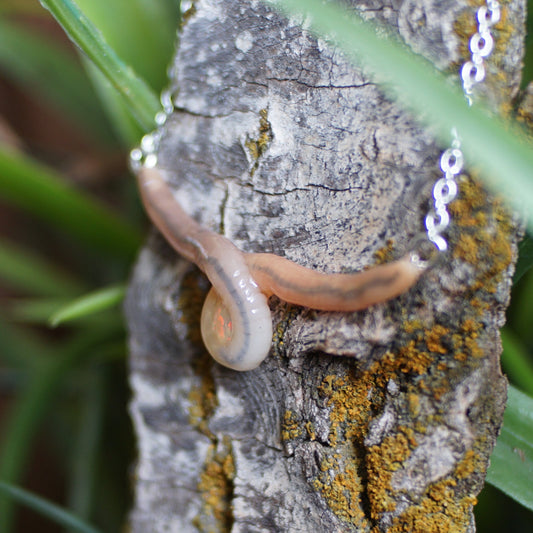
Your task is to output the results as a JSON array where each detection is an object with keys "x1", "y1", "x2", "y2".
[{"x1": 125, "y1": 0, "x2": 525, "y2": 531}]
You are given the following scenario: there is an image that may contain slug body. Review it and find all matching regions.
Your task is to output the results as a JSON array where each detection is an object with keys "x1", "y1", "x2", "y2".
[
  {"x1": 245, "y1": 252, "x2": 422, "y2": 312},
  {"x1": 137, "y1": 167, "x2": 272, "y2": 371},
  {"x1": 136, "y1": 166, "x2": 425, "y2": 371}
]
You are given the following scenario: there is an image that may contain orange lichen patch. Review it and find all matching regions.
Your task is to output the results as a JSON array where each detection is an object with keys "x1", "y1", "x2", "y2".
[
  {"x1": 194, "y1": 440, "x2": 235, "y2": 532},
  {"x1": 385, "y1": 478, "x2": 478, "y2": 533},
  {"x1": 451, "y1": 325, "x2": 484, "y2": 360},
  {"x1": 407, "y1": 393, "x2": 421, "y2": 417},
  {"x1": 314, "y1": 457, "x2": 369, "y2": 526},
  {"x1": 461, "y1": 318, "x2": 483, "y2": 335},
  {"x1": 454, "y1": 234, "x2": 481, "y2": 265},
  {"x1": 366, "y1": 433, "x2": 412, "y2": 517},
  {"x1": 403, "y1": 319, "x2": 423, "y2": 335},
  {"x1": 449, "y1": 177, "x2": 488, "y2": 218},
  {"x1": 374, "y1": 239, "x2": 395, "y2": 264},
  {"x1": 272, "y1": 306, "x2": 299, "y2": 360},
  {"x1": 305, "y1": 421, "x2": 316, "y2": 441},
  {"x1": 455, "y1": 449, "x2": 479, "y2": 480},
  {"x1": 313, "y1": 308, "x2": 496, "y2": 527},
  {"x1": 399, "y1": 344, "x2": 434, "y2": 375},
  {"x1": 281, "y1": 409, "x2": 302, "y2": 442},
  {"x1": 453, "y1": 8, "x2": 479, "y2": 62},
  {"x1": 318, "y1": 372, "x2": 378, "y2": 446},
  {"x1": 425, "y1": 325, "x2": 450, "y2": 355},
  {"x1": 188, "y1": 384, "x2": 218, "y2": 437},
  {"x1": 313, "y1": 369, "x2": 385, "y2": 527},
  {"x1": 448, "y1": 177, "x2": 513, "y2": 299}
]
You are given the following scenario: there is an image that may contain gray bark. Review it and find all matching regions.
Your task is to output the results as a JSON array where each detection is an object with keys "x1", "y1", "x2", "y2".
[{"x1": 125, "y1": 0, "x2": 525, "y2": 531}]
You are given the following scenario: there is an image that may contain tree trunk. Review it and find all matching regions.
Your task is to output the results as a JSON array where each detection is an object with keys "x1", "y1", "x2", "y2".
[{"x1": 125, "y1": 0, "x2": 525, "y2": 531}]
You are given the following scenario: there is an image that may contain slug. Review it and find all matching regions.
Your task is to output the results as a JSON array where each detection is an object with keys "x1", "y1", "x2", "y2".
[{"x1": 136, "y1": 166, "x2": 426, "y2": 371}]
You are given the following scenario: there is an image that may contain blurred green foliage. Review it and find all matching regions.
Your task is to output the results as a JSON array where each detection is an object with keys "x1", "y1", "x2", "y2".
[{"x1": 0, "y1": 0, "x2": 178, "y2": 531}]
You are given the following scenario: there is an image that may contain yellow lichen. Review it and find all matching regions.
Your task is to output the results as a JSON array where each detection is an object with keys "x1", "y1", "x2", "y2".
[
  {"x1": 407, "y1": 393, "x2": 421, "y2": 417},
  {"x1": 427, "y1": 327, "x2": 450, "y2": 355},
  {"x1": 374, "y1": 239, "x2": 395, "y2": 264},
  {"x1": 366, "y1": 433, "x2": 412, "y2": 517},
  {"x1": 245, "y1": 109, "x2": 273, "y2": 175},
  {"x1": 313, "y1": 369, "x2": 383, "y2": 527},
  {"x1": 305, "y1": 421, "x2": 316, "y2": 441},
  {"x1": 314, "y1": 459, "x2": 369, "y2": 525},
  {"x1": 455, "y1": 449, "x2": 479, "y2": 480},
  {"x1": 385, "y1": 477, "x2": 477, "y2": 533},
  {"x1": 194, "y1": 440, "x2": 235, "y2": 532},
  {"x1": 281, "y1": 409, "x2": 302, "y2": 441}
]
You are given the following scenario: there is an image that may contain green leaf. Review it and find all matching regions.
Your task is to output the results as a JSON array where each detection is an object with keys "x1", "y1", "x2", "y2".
[
  {"x1": 49, "y1": 284, "x2": 126, "y2": 327},
  {"x1": 0, "y1": 481, "x2": 101, "y2": 533},
  {"x1": 38, "y1": 0, "x2": 161, "y2": 131},
  {"x1": 486, "y1": 386, "x2": 533, "y2": 512},
  {"x1": 266, "y1": 0, "x2": 533, "y2": 234},
  {"x1": 0, "y1": 238, "x2": 83, "y2": 297},
  {"x1": 501, "y1": 328, "x2": 533, "y2": 397},
  {"x1": 514, "y1": 235, "x2": 533, "y2": 284},
  {"x1": 0, "y1": 18, "x2": 115, "y2": 144},
  {"x1": 0, "y1": 148, "x2": 141, "y2": 259}
]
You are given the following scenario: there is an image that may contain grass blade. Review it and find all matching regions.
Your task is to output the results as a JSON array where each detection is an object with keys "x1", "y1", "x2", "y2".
[
  {"x1": 68, "y1": 369, "x2": 105, "y2": 523},
  {"x1": 0, "y1": 18, "x2": 115, "y2": 144},
  {"x1": 49, "y1": 284, "x2": 126, "y2": 327},
  {"x1": 0, "y1": 481, "x2": 101, "y2": 533},
  {"x1": 266, "y1": 0, "x2": 533, "y2": 233},
  {"x1": 486, "y1": 386, "x2": 533, "y2": 512},
  {"x1": 82, "y1": 58, "x2": 144, "y2": 147},
  {"x1": 74, "y1": 0, "x2": 178, "y2": 91},
  {"x1": 0, "y1": 148, "x2": 141, "y2": 259},
  {"x1": 38, "y1": 0, "x2": 161, "y2": 131}
]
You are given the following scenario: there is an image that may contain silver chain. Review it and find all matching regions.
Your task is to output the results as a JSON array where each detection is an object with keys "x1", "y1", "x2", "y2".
[
  {"x1": 425, "y1": 0, "x2": 500, "y2": 253},
  {"x1": 129, "y1": 88, "x2": 175, "y2": 172}
]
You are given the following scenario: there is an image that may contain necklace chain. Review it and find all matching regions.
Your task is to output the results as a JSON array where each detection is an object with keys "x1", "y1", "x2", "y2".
[{"x1": 425, "y1": 0, "x2": 500, "y2": 253}]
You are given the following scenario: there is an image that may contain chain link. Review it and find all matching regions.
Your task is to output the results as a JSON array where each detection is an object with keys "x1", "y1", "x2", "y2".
[
  {"x1": 425, "y1": 0, "x2": 500, "y2": 254},
  {"x1": 129, "y1": 88, "x2": 176, "y2": 172}
]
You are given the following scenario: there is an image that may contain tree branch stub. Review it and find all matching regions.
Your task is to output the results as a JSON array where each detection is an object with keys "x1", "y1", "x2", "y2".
[{"x1": 125, "y1": 0, "x2": 525, "y2": 531}]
